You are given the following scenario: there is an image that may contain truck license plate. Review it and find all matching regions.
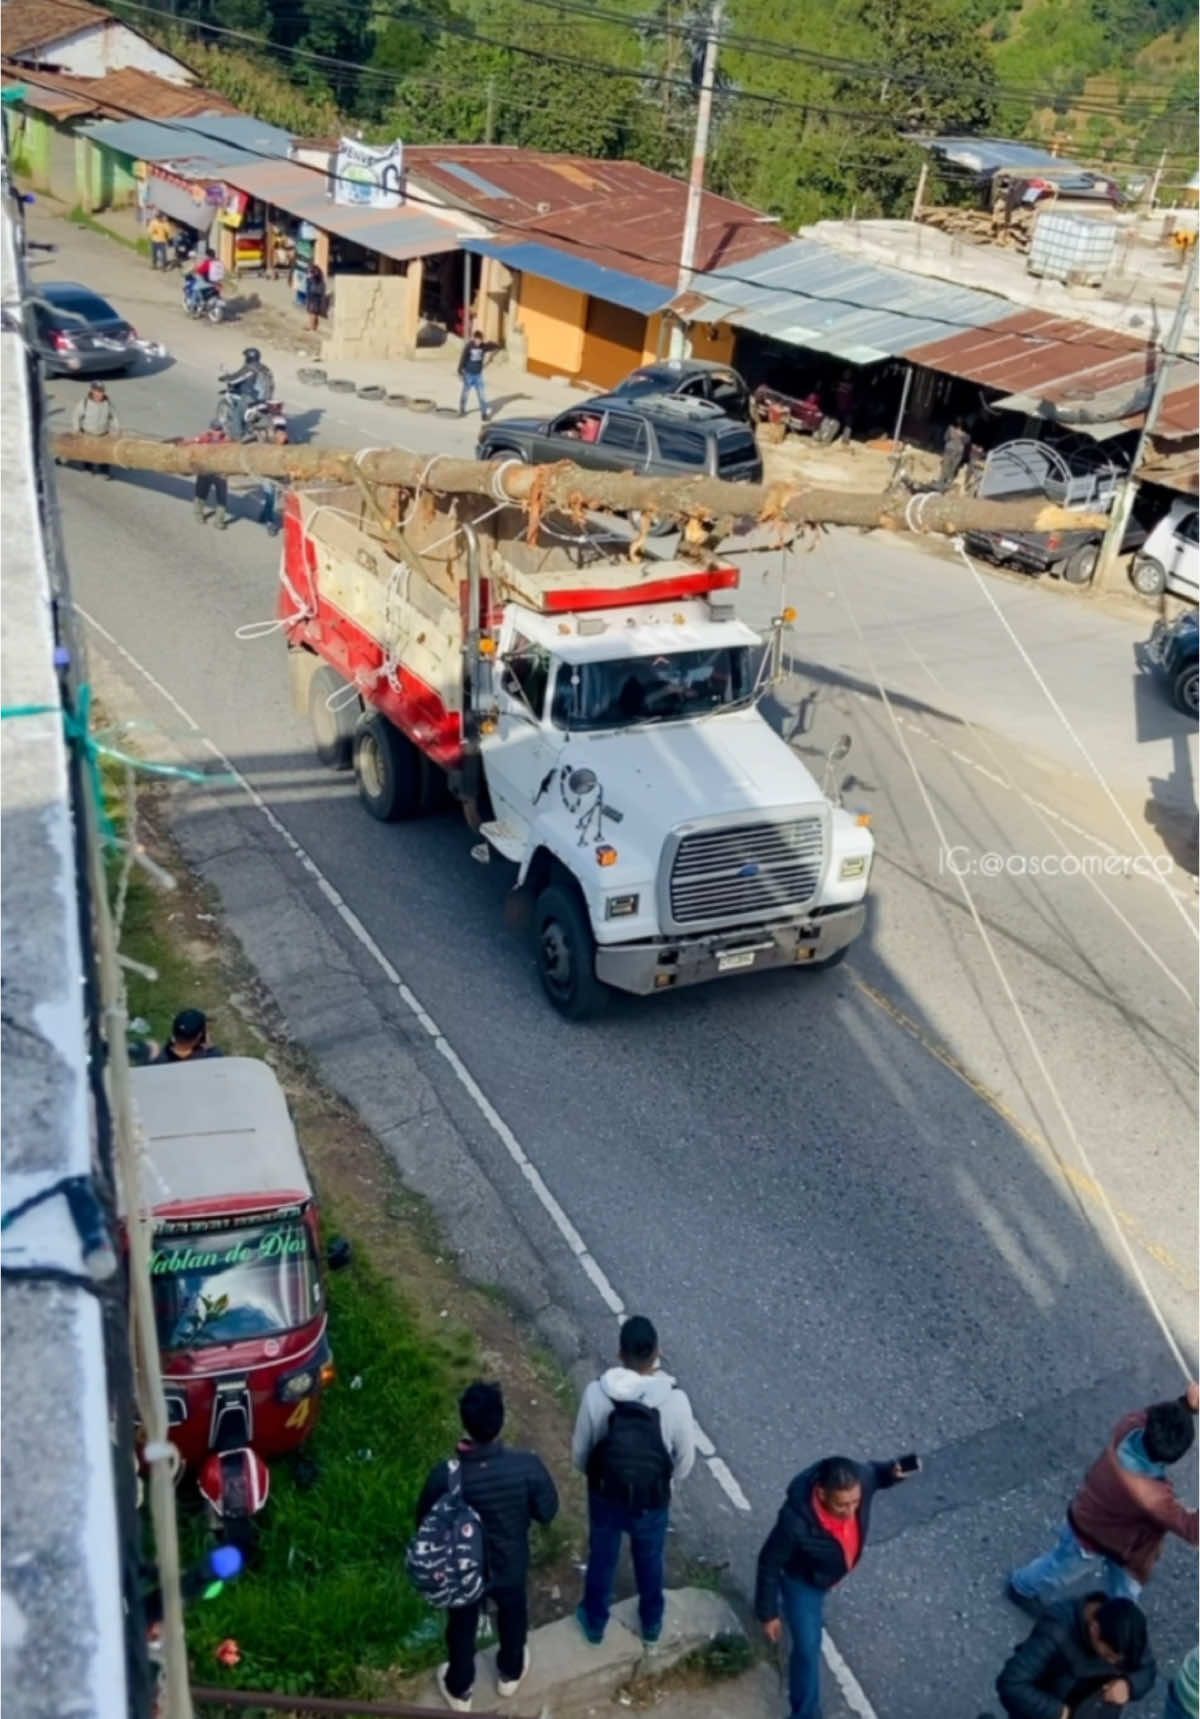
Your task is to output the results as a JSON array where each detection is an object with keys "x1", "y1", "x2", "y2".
[{"x1": 717, "y1": 949, "x2": 756, "y2": 972}]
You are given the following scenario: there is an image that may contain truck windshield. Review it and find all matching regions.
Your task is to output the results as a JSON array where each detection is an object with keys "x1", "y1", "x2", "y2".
[
  {"x1": 551, "y1": 646, "x2": 756, "y2": 730},
  {"x1": 150, "y1": 1217, "x2": 319, "y2": 1351}
]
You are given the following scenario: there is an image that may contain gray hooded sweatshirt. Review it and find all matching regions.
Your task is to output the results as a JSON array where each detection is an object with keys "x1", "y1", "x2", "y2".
[
  {"x1": 572, "y1": 1365, "x2": 697, "y2": 1487},
  {"x1": 73, "y1": 393, "x2": 120, "y2": 436}
]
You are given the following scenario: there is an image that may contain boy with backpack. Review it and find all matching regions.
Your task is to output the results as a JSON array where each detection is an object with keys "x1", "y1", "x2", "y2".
[
  {"x1": 411, "y1": 1381, "x2": 558, "y2": 1712},
  {"x1": 572, "y1": 1315, "x2": 696, "y2": 1647}
]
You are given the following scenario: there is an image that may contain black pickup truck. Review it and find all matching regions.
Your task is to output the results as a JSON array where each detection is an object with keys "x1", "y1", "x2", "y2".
[{"x1": 963, "y1": 507, "x2": 1151, "y2": 585}]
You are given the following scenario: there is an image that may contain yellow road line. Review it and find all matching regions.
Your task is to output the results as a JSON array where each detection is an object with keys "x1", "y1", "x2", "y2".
[{"x1": 852, "y1": 973, "x2": 1196, "y2": 1293}]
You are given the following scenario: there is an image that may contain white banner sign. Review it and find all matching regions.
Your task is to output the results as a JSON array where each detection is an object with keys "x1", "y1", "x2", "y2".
[{"x1": 333, "y1": 137, "x2": 404, "y2": 210}]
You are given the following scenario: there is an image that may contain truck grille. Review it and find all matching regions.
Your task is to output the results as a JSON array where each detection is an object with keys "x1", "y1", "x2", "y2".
[{"x1": 668, "y1": 817, "x2": 824, "y2": 927}]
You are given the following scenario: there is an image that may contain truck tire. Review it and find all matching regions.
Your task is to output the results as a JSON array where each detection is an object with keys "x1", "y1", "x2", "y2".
[
  {"x1": 309, "y1": 665, "x2": 357, "y2": 769},
  {"x1": 534, "y1": 882, "x2": 608, "y2": 1020},
  {"x1": 353, "y1": 713, "x2": 422, "y2": 821},
  {"x1": 1132, "y1": 556, "x2": 1167, "y2": 597},
  {"x1": 1062, "y1": 543, "x2": 1098, "y2": 584}
]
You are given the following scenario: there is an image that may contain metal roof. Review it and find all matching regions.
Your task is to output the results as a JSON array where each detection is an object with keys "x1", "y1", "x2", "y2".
[
  {"x1": 675, "y1": 237, "x2": 1008, "y2": 365},
  {"x1": 923, "y1": 137, "x2": 1092, "y2": 177},
  {"x1": 992, "y1": 355, "x2": 1196, "y2": 441},
  {"x1": 129, "y1": 1057, "x2": 311, "y2": 1212},
  {"x1": 463, "y1": 235, "x2": 671, "y2": 315},
  {"x1": 3, "y1": 61, "x2": 237, "y2": 120},
  {"x1": 1, "y1": 0, "x2": 112, "y2": 57},
  {"x1": 81, "y1": 110, "x2": 293, "y2": 170},
  {"x1": 216, "y1": 158, "x2": 464, "y2": 261},
  {"x1": 406, "y1": 145, "x2": 788, "y2": 291}
]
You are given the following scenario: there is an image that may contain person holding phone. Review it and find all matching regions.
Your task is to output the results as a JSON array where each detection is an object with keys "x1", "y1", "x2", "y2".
[{"x1": 755, "y1": 1449, "x2": 921, "y2": 1719}]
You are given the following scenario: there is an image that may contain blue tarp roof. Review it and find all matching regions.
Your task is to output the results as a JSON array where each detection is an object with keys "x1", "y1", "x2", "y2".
[
  {"x1": 676, "y1": 237, "x2": 1009, "y2": 365},
  {"x1": 462, "y1": 236, "x2": 674, "y2": 317},
  {"x1": 82, "y1": 112, "x2": 293, "y2": 171}
]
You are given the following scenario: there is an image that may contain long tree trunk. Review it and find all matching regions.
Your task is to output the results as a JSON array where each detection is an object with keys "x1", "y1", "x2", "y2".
[{"x1": 52, "y1": 433, "x2": 1109, "y2": 537}]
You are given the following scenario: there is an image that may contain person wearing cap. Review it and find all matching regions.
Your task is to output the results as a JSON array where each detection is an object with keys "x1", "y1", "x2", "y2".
[
  {"x1": 185, "y1": 420, "x2": 231, "y2": 528},
  {"x1": 72, "y1": 383, "x2": 120, "y2": 478},
  {"x1": 153, "y1": 1009, "x2": 222, "y2": 1064},
  {"x1": 258, "y1": 419, "x2": 290, "y2": 536}
]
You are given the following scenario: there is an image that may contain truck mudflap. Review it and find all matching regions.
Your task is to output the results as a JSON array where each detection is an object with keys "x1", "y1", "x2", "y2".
[{"x1": 594, "y1": 903, "x2": 867, "y2": 996}]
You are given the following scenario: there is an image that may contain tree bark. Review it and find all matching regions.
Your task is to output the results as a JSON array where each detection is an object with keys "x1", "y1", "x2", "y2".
[{"x1": 52, "y1": 433, "x2": 1109, "y2": 537}]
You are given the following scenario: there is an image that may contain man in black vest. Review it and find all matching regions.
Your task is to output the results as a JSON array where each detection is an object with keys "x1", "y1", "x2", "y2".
[{"x1": 571, "y1": 1315, "x2": 696, "y2": 1646}]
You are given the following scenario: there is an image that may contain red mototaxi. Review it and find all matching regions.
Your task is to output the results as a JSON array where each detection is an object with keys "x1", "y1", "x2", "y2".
[{"x1": 129, "y1": 1057, "x2": 333, "y2": 1502}]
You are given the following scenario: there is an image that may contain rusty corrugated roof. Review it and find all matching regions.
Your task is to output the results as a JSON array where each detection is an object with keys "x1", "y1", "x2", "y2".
[
  {"x1": 405, "y1": 145, "x2": 788, "y2": 289},
  {"x1": 3, "y1": 60, "x2": 236, "y2": 119},
  {"x1": 1, "y1": 0, "x2": 111, "y2": 57}
]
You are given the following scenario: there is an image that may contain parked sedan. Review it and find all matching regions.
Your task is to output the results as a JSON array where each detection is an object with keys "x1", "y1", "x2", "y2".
[
  {"x1": 477, "y1": 393, "x2": 764, "y2": 485},
  {"x1": 30, "y1": 281, "x2": 141, "y2": 376}
]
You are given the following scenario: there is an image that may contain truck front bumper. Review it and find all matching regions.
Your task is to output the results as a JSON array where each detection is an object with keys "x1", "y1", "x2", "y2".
[{"x1": 593, "y1": 903, "x2": 867, "y2": 996}]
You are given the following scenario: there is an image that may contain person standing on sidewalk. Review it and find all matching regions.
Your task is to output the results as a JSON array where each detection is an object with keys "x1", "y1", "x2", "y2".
[
  {"x1": 1008, "y1": 1385, "x2": 1198, "y2": 1611},
  {"x1": 458, "y1": 330, "x2": 491, "y2": 421},
  {"x1": 303, "y1": 259, "x2": 325, "y2": 333},
  {"x1": 147, "y1": 209, "x2": 171, "y2": 271},
  {"x1": 572, "y1": 1315, "x2": 696, "y2": 1648},
  {"x1": 755, "y1": 1450, "x2": 921, "y2": 1719},
  {"x1": 995, "y1": 1592, "x2": 1156, "y2": 1718},
  {"x1": 415, "y1": 1381, "x2": 558, "y2": 1713},
  {"x1": 72, "y1": 382, "x2": 120, "y2": 477}
]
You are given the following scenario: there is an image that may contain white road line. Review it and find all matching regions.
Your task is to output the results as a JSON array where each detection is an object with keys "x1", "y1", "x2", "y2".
[{"x1": 81, "y1": 601, "x2": 882, "y2": 1715}]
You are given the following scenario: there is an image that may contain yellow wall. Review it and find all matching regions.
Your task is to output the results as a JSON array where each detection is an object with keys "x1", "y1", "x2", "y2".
[
  {"x1": 642, "y1": 313, "x2": 666, "y2": 362},
  {"x1": 516, "y1": 274, "x2": 586, "y2": 377}
]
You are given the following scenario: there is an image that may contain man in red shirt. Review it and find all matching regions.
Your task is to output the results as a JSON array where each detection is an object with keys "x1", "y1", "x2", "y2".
[
  {"x1": 755, "y1": 1452, "x2": 920, "y2": 1719},
  {"x1": 185, "y1": 420, "x2": 231, "y2": 528}
]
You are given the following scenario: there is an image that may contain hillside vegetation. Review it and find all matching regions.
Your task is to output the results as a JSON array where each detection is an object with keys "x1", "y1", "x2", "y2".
[{"x1": 120, "y1": 0, "x2": 1196, "y2": 224}]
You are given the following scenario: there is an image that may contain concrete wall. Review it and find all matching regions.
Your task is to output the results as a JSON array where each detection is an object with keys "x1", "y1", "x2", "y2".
[
  {"x1": 76, "y1": 138, "x2": 137, "y2": 210},
  {"x1": 37, "y1": 20, "x2": 194, "y2": 84},
  {"x1": 515, "y1": 273, "x2": 586, "y2": 377},
  {"x1": 322, "y1": 271, "x2": 415, "y2": 360}
]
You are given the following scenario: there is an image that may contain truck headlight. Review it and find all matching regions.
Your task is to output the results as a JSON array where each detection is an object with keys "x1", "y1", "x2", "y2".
[
  {"x1": 604, "y1": 893, "x2": 639, "y2": 919},
  {"x1": 839, "y1": 856, "x2": 868, "y2": 881}
]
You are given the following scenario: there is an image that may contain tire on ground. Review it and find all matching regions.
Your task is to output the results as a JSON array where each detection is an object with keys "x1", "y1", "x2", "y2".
[
  {"x1": 308, "y1": 664, "x2": 358, "y2": 769},
  {"x1": 1172, "y1": 662, "x2": 1199, "y2": 718},
  {"x1": 1132, "y1": 557, "x2": 1167, "y2": 597},
  {"x1": 1062, "y1": 543, "x2": 1098, "y2": 585},
  {"x1": 533, "y1": 880, "x2": 607, "y2": 1020},
  {"x1": 353, "y1": 712, "x2": 423, "y2": 821}
]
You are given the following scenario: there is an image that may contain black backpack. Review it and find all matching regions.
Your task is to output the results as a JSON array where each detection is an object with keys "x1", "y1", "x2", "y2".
[
  {"x1": 587, "y1": 1400, "x2": 673, "y2": 1513},
  {"x1": 405, "y1": 1460, "x2": 486, "y2": 1610}
]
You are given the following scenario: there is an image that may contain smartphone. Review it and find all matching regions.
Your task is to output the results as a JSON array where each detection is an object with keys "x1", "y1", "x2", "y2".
[{"x1": 896, "y1": 1452, "x2": 920, "y2": 1474}]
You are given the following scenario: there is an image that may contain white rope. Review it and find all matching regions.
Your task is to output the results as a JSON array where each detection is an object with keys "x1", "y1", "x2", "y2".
[
  {"x1": 953, "y1": 538, "x2": 1199, "y2": 942},
  {"x1": 828, "y1": 556, "x2": 1191, "y2": 1380}
]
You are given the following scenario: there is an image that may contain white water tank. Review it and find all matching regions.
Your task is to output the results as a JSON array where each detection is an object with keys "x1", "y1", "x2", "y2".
[{"x1": 1028, "y1": 210, "x2": 1118, "y2": 284}]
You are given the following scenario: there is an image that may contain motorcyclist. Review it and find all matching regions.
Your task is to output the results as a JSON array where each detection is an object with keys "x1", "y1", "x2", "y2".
[
  {"x1": 221, "y1": 346, "x2": 274, "y2": 441},
  {"x1": 185, "y1": 247, "x2": 225, "y2": 312}
]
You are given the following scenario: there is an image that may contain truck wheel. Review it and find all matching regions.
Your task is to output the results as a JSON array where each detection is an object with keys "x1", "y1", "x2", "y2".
[
  {"x1": 1172, "y1": 662, "x2": 1199, "y2": 718},
  {"x1": 1062, "y1": 543, "x2": 1098, "y2": 584},
  {"x1": 1132, "y1": 556, "x2": 1167, "y2": 597},
  {"x1": 534, "y1": 883, "x2": 607, "y2": 1020},
  {"x1": 309, "y1": 665, "x2": 357, "y2": 769},
  {"x1": 353, "y1": 714, "x2": 422, "y2": 821}
]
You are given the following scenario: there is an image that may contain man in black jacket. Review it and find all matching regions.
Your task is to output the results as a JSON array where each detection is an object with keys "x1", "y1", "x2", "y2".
[
  {"x1": 416, "y1": 1381, "x2": 558, "y2": 1712},
  {"x1": 755, "y1": 1451, "x2": 920, "y2": 1719},
  {"x1": 995, "y1": 1592, "x2": 1156, "y2": 1717}
]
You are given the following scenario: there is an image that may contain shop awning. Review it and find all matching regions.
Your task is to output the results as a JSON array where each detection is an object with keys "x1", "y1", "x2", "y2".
[
  {"x1": 462, "y1": 237, "x2": 673, "y2": 317},
  {"x1": 214, "y1": 159, "x2": 465, "y2": 263},
  {"x1": 147, "y1": 173, "x2": 215, "y2": 233}
]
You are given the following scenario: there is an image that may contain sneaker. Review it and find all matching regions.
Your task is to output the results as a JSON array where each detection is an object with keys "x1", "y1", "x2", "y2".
[
  {"x1": 435, "y1": 1665, "x2": 473, "y2": 1712},
  {"x1": 575, "y1": 1605, "x2": 604, "y2": 1646},
  {"x1": 640, "y1": 1620, "x2": 663, "y2": 1646},
  {"x1": 496, "y1": 1644, "x2": 530, "y2": 1697}
]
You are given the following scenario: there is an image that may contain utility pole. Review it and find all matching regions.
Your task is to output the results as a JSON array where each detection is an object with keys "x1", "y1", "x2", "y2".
[
  {"x1": 669, "y1": 0, "x2": 722, "y2": 361},
  {"x1": 1146, "y1": 146, "x2": 1167, "y2": 211},
  {"x1": 911, "y1": 161, "x2": 928, "y2": 222},
  {"x1": 1094, "y1": 240, "x2": 1198, "y2": 594},
  {"x1": 483, "y1": 75, "x2": 496, "y2": 146}
]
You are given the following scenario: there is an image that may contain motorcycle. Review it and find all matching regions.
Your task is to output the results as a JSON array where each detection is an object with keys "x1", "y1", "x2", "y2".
[
  {"x1": 217, "y1": 386, "x2": 287, "y2": 443},
  {"x1": 183, "y1": 277, "x2": 226, "y2": 323},
  {"x1": 129, "y1": 1056, "x2": 346, "y2": 1541}
]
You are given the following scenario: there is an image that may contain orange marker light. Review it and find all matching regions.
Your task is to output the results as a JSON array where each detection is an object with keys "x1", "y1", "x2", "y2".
[{"x1": 595, "y1": 845, "x2": 619, "y2": 866}]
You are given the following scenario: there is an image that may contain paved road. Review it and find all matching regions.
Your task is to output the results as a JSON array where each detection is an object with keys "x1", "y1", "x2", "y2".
[{"x1": 36, "y1": 216, "x2": 1199, "y2": 1716}]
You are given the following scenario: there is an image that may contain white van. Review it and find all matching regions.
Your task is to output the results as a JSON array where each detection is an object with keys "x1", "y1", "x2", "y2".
[{"x1": 1131, "y1": 499, "x2": 1200, "y2": 602}]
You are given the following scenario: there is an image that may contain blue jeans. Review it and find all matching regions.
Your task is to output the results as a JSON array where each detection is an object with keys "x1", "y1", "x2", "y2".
[
  {"x1": 460, "y1": 371, "x2": 489, "y2": 417},
  {"x1": 150, "y1": 240, "x2": 167, "y2": 270},
  {"x1": 581, "y1": 1494, "x2": 668, "y2": 1638},
  {"x1": 259, "y1": 480, "x2": 282, "y2": 531},
  {"x1": 1010, "y1": 1521, "x2": 1142, "y2": 1606},
  {"x1": 780, "y1": 1576, "x2": 825, "y2": 1719}
]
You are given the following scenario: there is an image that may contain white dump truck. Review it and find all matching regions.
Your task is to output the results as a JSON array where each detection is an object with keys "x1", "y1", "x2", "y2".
[{"x1": 281, "y1": 486, "x2": 873, "y2": 1018}]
